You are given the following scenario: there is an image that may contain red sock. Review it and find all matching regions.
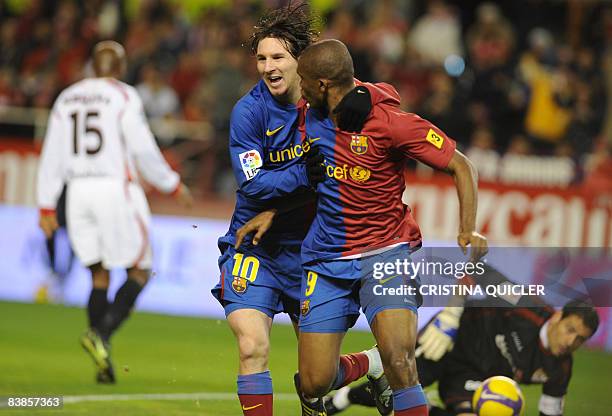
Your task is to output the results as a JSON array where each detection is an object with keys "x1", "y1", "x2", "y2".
[
  {"x1": 335, "y1": 352, "x2": 370, "y2": 389},
  {"x1": 394, "y1": 404, "x2": 428, "y2": 415},
  {"x1": 238, "y1": 394, "x2": 273, "y2": 415}
]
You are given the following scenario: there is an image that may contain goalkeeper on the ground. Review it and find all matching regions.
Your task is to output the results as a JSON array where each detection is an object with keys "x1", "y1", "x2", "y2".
[{"x1": 324, "y1": 265, "x2": 600, "y2": 416}]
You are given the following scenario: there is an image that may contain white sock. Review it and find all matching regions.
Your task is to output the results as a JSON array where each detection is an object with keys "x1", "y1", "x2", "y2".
[
  {"x1": 332, "y1": 386, "x2": 351, "y2": 410},
  {"x1": 364, "y1": 346, "x2": 383, "y2": 379}
]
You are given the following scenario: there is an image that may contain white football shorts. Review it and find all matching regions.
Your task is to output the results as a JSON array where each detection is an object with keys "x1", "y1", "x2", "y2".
[{"x1": 67, "y1": 177, "x2": 152, "y2": 269}]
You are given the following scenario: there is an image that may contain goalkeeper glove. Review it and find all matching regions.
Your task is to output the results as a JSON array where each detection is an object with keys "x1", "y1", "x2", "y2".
[
  {"x1": 416, "y1": 307, "x2": 463, "y2": 361},
  {"x1": 333, "y1": 85, "x2": 372, "y2": 132}
]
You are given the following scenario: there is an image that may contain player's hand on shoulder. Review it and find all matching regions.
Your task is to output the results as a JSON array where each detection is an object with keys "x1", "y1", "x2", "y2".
[
  {"x1": 416, "y1": 307, "x2": 463, "y2": 361},
  {"x1": 333, "y1": 85, "x2": 372, "y2": 133},
  {"x1": 175, "y1": 183, "x2": 194, "y2": 208},
  {"x1": 304, "y1": 145, "x2": 325, "y2": 187},
  {"x1": 458, "y1": 231, "x2": 488, "y2": 262},
  {"x1": 235, "y1": 209, "x2": 277, "y2": 249},
  {"x1": 39, "y1": 212, "x2": 59, "y2": 238}
]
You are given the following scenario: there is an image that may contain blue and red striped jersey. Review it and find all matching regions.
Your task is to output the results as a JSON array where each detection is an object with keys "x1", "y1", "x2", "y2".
[{"x1": 301, "y1": 82, "x2": 457, "y2": 264}]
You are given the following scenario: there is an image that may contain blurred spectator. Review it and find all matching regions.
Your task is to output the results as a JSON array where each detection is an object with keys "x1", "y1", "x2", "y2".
[
  {"x1": 0, "y1": 68, "x2": 25, "y2": 107},
  {"x1": 20, "y1": 20, "x2": 52, "y2": 76},
  {"x1": 136, "y1": 64, "x2": 179, "y2": 119},
  {"x1": 506, "y1": 134, "x2": 532, "y2": 156},
  {"x1": 0, "y1": 18, "x2": 21, "y2": 69},
  {"x1": 409, "y1": 0, "x2": 463, "y2": 66},
  {"x1": 565, "y1": 77, "x2": 602, "y2": 157},
  {"x1": 519, "y1": 28, "x2": 575, "y2": 152},
  {"x1": 366, "y1": 0, "x2": 407, "y2": 64},
  {"x1": 466, "y1": 2, "x2": 515, "y2": 72},
  {"x1": 464, "y1": 2, "x2": 518, "y2": 149},
  {"x1": 32, "y1": 71, "x2": 59, "y2": 108},
  {"x1": 170, "y1": 52, "x2": 202, "y2": 104},
  {"x1": 207, "y1": 48, "x2": 245, "y2": 129},
  {"x1": 95, "y1": 1, "x2": 122, "y2": 39},
  {"x1": 323, "y1": 8, "x2": 373, "y2": 81},
  {"x1": 418, "y1": 69, "x2": 471, "y2": 143},
  {"x1": 0, "y1": 0, "x2": 608, "y2": 195}
]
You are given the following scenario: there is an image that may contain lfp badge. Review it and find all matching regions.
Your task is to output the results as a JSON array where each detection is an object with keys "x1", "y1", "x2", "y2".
[
  {"x1": 350, "y1": 135, "x2": 368, "y2": 155},
  {"x1": 239, "y1": 150, "x2": 263, "y2": 180}
]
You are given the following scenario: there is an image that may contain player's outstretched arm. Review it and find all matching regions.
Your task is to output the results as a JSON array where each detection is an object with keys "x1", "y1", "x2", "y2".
[
  {"x1": 235, "y1": 186, "x2": 318, "y2": 249},
  {"x1": 445, "y1": 150, "x2": 488, "y2": 261}
]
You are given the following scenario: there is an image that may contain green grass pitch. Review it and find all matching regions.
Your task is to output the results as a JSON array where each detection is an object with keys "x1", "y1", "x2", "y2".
[{"x1": 0, "y1": 301, "x2": 610, "y2": 415}]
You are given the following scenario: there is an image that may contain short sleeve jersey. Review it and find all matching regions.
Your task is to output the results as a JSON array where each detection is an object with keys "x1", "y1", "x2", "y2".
[
  {"x1": 37, "y1": 77, "x2": 179, "y2": 210},
  {"x1": 301, "y1": 81, "x2": 456, "y2": 264}
]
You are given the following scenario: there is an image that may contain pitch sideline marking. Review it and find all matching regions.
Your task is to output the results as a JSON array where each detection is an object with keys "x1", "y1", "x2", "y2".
[{"x1": 62, "y1": 392, "x2": 297, "y2": 404}]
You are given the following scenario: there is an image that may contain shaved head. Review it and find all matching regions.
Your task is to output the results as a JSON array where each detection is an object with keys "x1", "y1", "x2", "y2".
[
  {"x1": 93, "y1": 40, "x2": 126, "y2": 78},
  {"x1": 298, "y1": 39, "x2": 354, "y2": 88}
]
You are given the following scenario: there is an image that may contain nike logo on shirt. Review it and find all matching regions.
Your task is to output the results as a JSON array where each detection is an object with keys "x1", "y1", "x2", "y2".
[
  {"x1": 380, "y1": 275, "x2": 400, "y2": 284},
  {"x1": 242, "y1": 403, "x2": 264, "y2": 411},
  {"x1": 266, "y1": 125, "x2": 285, "y2": 136}
]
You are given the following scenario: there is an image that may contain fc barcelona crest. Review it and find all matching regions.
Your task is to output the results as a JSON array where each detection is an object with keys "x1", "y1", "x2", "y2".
[
  {"x1": 232, "y1": 276, "x2": 248, "y2": 294},
  {"x1": 301, "y1": 300, "x2": 310, "y2": 316},
  {"x1": 350, "y1": 135, "x2": 369, "y2": 155}
]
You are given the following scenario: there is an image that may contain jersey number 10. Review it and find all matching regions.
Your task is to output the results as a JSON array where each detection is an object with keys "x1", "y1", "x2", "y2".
[
  {"x1": 70, "y1": 111, "x2": 104, "y2": 155},
  {"x1": 232, "y1": 253, "x2": 260, "y2": 282}
]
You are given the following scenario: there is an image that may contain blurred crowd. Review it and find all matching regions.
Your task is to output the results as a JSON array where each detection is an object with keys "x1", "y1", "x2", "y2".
[{"x1": 0, "y1": 0, "x2": 610, "y2": 196}]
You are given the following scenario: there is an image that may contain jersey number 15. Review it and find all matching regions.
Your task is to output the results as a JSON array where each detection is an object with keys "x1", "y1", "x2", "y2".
[{"x1": 70, "y1": 111, "x2": 103, "y2": 155}]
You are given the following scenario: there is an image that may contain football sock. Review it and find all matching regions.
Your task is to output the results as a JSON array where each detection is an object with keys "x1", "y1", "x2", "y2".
[
  {"x1": 393, "y1": 384, "x2": 428, "y2": 415},
  {"x1": 88, "y1": 288, "x2": 109, "y2": 329},
  {"x1": 348, "y1": 381, "x2": 376, "y2": 406},
  {"x1": 330, "y1": 352, "x2": 369, "y2": 390},
  {"x1": 237, "y1": 371, "x2": 273, "y2": 415},
  {"x1": 330, "y1": 386, "x2": 351, "y2": 410},
  {"x1": 364, "y1": 346, "x2": 384, "y2": 378},
  {"x1": 98, "y1": 278, "x2": 143, "y2": 340}
]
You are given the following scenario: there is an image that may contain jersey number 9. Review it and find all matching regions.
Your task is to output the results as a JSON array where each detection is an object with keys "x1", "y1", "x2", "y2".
[{"x1": 305, "y1": 271, "x2": 318, "y2": 296}]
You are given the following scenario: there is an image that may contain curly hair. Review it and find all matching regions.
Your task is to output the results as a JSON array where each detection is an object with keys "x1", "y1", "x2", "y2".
[{"x1": 249, "y1": 2, "x2": 319, "y2": 58}]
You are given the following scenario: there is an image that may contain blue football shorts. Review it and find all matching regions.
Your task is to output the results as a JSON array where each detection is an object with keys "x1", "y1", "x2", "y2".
[
  {"x1": 211, "y1": 242, "x2": 302, "y2": 321},
  {"x1": 299, "y1": 244, "x2": 422, "y2": 332}
]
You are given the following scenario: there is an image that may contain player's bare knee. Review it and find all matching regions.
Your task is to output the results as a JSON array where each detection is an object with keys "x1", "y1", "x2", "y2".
[
  {"x1": 238, "y1": 334, "x2": 270, "y2": 366},
  {"x1": 299, "y1": 371, "x2": 332, "y2": 398},
  {"x1": 89, "y1": 263, "x2": 110, "y2": 288},
  {"x1": 380, "y1": 346, "x2": 417, "y2": 383},
  {"x1": 92, "y1": 273, "x2": 110, "y2": 288},
  {"x1": 384, "y1": 353, "x2": 410, "y2": 374},
  {"x1": 127, "y1": 268, "x2": 150, "y2": 286},
  {"x1": 298, "y1": 360, "x2": 336, "y2": 398}
]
